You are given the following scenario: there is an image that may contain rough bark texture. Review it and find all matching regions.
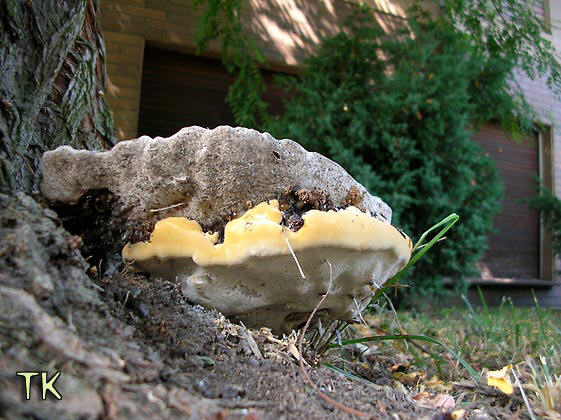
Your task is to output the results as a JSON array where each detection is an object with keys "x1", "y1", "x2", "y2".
[{"x1": 0, "y1": 0, "x2": 115, "y2": 194}]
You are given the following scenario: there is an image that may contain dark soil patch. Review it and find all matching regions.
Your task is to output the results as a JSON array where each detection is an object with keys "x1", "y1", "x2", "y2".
[{"x1": 96, "y1": 271, "x2": 438, "y2": 419}]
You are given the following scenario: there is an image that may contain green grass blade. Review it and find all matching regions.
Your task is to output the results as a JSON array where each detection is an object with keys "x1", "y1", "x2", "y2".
[
  {"x1": 328, "y1": 334, "x2": 480, "y2": 382},
  {"x1": 323, "y1": 362, "x2": 374, "y2": 385},
  {"x1": 533, "y1": 290, "x2": 553, "y2": 358},
  {"x1": 373, "y1": 213, "x2": 459, "y2": 301},
  {"x1": 461, "y1": 293, "x2": 479, "y2": 321},
  {"x1": 411, "y1": 213, "x2": 459, "y2": 253},
  {"x1": 476, "y1": 285, "x2": 490, "y2": 317},
  {"x1": 507, "y1": 298, "x2": 522, "y2": 356},
  {"x1": 549, "y1": 320, "x2": 561, "y2": 336},
  {"x1": 461, "y1": 294, "x2": 485, "y2": 335}
]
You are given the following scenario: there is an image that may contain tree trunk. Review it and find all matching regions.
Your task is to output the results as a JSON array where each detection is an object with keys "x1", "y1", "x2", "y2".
[{"x1": 0, "y1": 0, "x2": 115, "y2": 194}]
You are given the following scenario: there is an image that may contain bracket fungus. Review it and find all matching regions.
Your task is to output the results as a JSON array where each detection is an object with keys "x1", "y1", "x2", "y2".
[
  {"x1": 123, "y1": 200, "x2": 411, "y2": 333},
  {"x1": 40, "y1": 126, "x2": 412, "y2": 333}
]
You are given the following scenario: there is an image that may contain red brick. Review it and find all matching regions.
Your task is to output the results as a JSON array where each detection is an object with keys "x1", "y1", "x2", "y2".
[
  {"x1": 104, "y1": 31, "x2": 144, "y2": 46},
  {"x1": 122, "y1": 5, "x2": 166, "y2": 19}
]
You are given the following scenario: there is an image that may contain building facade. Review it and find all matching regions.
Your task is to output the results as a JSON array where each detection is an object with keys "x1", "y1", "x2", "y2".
[{"x1": 99, "y1": 0, "x2": 561, "y2": 306}]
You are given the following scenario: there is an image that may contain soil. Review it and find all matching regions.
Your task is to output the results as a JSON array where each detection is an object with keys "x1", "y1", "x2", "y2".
[{"x1": 0, "y1": 192, "x2": 513, "y2": 420}]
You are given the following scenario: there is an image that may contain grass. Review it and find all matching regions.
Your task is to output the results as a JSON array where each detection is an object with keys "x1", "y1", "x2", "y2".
[
  {"x1": 372, "y1": 213, "x2": 459, "y2": 302},
  {"x1": 324, "y1": 300, "x2": 561, "y2": 418}
]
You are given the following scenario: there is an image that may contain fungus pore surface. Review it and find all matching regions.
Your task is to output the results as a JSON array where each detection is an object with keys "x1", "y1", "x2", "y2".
[{"x1": 123, "y1": 200, "x2": 412, "y2": 333}]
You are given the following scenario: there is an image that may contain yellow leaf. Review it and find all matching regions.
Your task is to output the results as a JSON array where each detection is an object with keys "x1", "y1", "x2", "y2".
[
  {"x1": 355, "y1": 323, "x2": 372, "y2": 337},
  {"x1": 424, "y1": 375, "x2": 453, "y2": 392},
  {"x1": 487, "y1": 365, "x2": 514, "y2": 394},
  {"x1": 451, "y1": 409, "x2": 466, "y2": 419},
  {"x1": 393, "y1": 371, "x2": 424, "y2": 385}
]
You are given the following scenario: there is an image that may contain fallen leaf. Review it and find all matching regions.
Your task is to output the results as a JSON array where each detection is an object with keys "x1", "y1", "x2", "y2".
[
  {"x1": 413, "y1": 392, "x2": 455, "y2": 409},
  {"x1": 239, "y1": 328, "x2": 263, "y2": 359},
  {"x1": 287, "y1": 342, "x2": 301, "y2": 361},
  {"x1": 355, "y1": 322, "x2": 372, "y2": 337},
  {"x1": 391, "y1": 362, "x2": 410, "y2": 372},
  {"x1": 544, "y1": 409, "x2": 561, "y2": 420},
  {"x1": 451, "y1": 409, "x2": 466, "y2": 419},
  {"x1": 393, "y1": 371, "x2": 425, "y2": 385},
  {"x1": 215, "y1": 316, "x2": 240, "y2": 337},
  {"x1": 487, "y1": 365, "x2": 514, "y2": 394},
  {"x1": 412, "y1": 391, "x2": 430, "y2": 400},
  {"x1": 425, "y1": 375, "x2": 453, "y2": 392}
]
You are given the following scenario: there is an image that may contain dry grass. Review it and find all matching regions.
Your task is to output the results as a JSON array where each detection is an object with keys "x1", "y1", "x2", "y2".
[{"x1": 324, "y1": 297, "x2": 561, "y2": 419}]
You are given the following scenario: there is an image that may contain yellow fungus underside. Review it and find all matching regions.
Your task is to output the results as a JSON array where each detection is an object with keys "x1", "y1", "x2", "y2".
[{"x1": 122, "y1": 200, "x2": 412, "y2": 267}]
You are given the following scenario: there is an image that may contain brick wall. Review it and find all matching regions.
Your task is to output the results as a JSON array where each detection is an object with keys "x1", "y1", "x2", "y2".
[
  {"x1": 103, "y1": 31, "x2": 144, "y2": 139},
  {"x1": 99, "y1": 0, "x2": 406, "y2": 140}
]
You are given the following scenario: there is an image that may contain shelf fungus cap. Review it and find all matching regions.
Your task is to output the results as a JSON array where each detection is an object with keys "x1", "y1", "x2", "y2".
[{"x1": 123, "y1": 200, "x2": 412, "y2": 333}]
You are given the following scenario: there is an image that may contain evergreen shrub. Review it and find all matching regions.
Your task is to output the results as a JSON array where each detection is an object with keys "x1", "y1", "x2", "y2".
[{"x1": 266, "y1": 8, "x2": 505, "y2": 297}]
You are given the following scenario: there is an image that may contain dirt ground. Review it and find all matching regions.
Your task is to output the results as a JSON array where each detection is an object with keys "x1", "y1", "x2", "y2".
[{"x1": 0, "y1": 192, "x2": 519, "y2": 419}]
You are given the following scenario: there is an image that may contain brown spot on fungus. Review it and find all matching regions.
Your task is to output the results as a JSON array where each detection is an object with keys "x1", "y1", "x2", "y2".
[{"x1": 344, "y1": 185, "x2": 366, "y2": 211}]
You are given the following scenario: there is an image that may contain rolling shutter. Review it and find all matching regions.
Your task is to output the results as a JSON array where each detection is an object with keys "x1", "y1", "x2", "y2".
[
  {"x1": 473, "y1": 124, "x2": 540, "y2": 279},
  {"x1": 138, "y1": 46, "x2": 285, "y2": 137}
]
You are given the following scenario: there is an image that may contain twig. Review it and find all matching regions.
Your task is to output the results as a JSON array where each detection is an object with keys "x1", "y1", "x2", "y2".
[
  {"x1": 353, "y1": 297, "x2": 368, "y2": 326},
  {"x1": 282, "y1": 228, "x2": 306, "y2": 279},
  {"x1": 215, "y1": 399, "x2": 270, "y2": 408},
  {"x1": 149, "y1": 202, "x2": 185, "y2": 213},
  {"x1": 297, "y1": 260, "x2": 372, "y2": 419},
  {"x1": 123, "y1": 290, "x2": 130, "y2": 306},
  {"x1": 316, "y1": 320, "x2": 340, "y2": 356},
  {"x1": 382, "y1": 292, "x2": 408, "y2": 350},
  {"x1": 91, "y1": 282, "x2": 105, "y2": 292},
  {"x1": 512, "y1": 367, "x2": 537, "y2": 420}
]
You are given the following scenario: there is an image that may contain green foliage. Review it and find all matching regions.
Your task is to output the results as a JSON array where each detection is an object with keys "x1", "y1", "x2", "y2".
[
  {"x1": 266, "y1": 7, "x2": 504, "y2": 296},
  {"x1": 441, "y1": 0, "x2": 561, "y2": 136},
  {"x1": 194, "y1": 0, "x2": 269, "y2": 127},
  {"x1": 530, "y1": 184, "x2": 561, "y2": 257},
  {"x1": 373, "y1": 213, "x2": 459, "y2": 302},
  {"x1": 194, "y1": 1, "x2": 561, "y2": 136},
  {"x1": 442, "y1": 0, "x2": 561, "y2": 97}
]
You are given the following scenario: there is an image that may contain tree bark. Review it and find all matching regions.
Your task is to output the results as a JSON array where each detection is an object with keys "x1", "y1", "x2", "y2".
[{"x1": 0, "y1": 0, "x2": 115, "y2": 194}]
